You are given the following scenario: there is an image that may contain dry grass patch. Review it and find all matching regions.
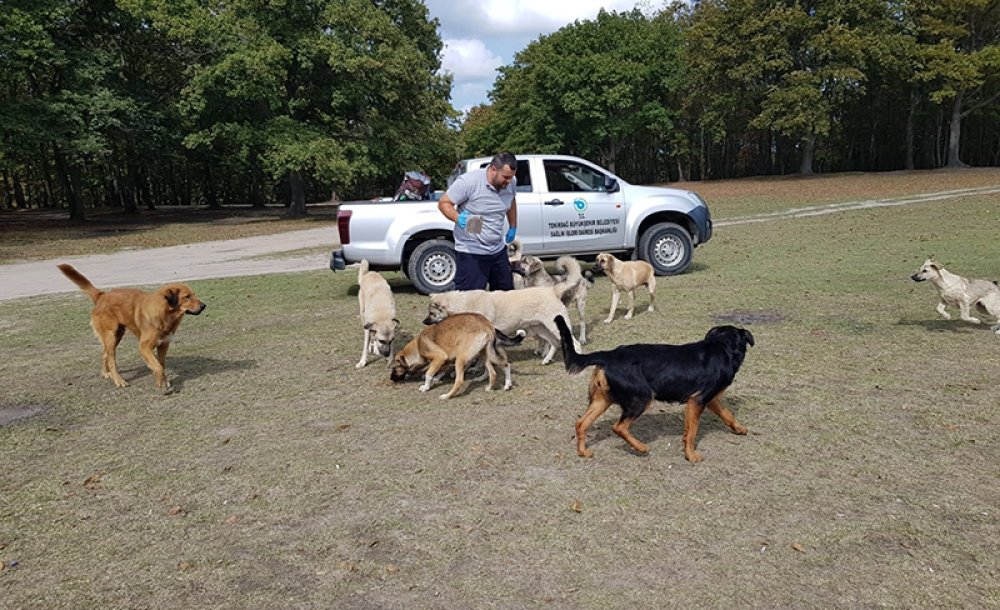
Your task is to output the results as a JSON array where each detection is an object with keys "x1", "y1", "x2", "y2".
[{"x1": 1, "y1": 178, "x2": 998, "y2": 609}]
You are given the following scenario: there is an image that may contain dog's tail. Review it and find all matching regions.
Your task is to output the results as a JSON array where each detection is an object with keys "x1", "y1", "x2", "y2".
[
  {"x1": 57, "y1": 264, "x2": 103, "y2": 303},
  {"x1": 553, "y1": 257, "x2": 585, "y2": 303},
  {"x1": 495, "y1": 328, "x2": 526, "y2": 347},
  {"x1": 357, "y1": 259, "x2": 369, "y2": 284},
  {"x1": 555, "y1": 315, "x2": 606, "y2": 374}
]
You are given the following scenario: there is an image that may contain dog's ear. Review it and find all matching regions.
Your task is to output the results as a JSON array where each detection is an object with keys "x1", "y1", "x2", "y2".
[
  {"x1": 393, "y1": 318, "x2": 401, "y2": 329},
  {"x1": 164, "y1": 288, "x2": 180, "y2": 310},
  {"x1": 364, "y1": 322, "x2": 374, "y2": 331},
  {"x1": 742, "y1": 328, "x2": 755, "y2": 347}
]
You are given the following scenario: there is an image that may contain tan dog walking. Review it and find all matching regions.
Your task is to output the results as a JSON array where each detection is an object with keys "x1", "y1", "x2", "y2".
[
  {"x1": 356, "y1": 260, "x2": 399, "y2": 368},
  {"x1": 58, "y1": 264, "x2": 205, "y2": 391},
  {"x1": 594, "y1": 252, "x2": 656, "y2": 323}
]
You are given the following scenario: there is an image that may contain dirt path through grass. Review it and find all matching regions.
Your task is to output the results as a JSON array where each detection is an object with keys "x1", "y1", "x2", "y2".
[
  {"x1": 2, "y1": 184, "x2": 998, "y2": 302},
  {"x1": 0, "y1": 226, "x2": 337, "y2": 301}
]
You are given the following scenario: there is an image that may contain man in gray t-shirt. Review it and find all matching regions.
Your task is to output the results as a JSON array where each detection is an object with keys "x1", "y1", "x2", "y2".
[{"x1": 437, "y1": 152, "x2": 518, "y2": 291}]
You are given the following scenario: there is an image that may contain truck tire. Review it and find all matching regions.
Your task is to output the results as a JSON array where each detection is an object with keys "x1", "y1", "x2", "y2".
[
  {"x1": 637, "y1": 222, "x2": 693, "y2": 275},
  {"x1": 407, "y1": 239, "x2": 457, "y2": 294}
]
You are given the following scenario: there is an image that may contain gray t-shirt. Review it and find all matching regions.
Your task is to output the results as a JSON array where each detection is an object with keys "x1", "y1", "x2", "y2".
[{"x1": 446, "y1": 168, "x2": 516, "y2": 255}]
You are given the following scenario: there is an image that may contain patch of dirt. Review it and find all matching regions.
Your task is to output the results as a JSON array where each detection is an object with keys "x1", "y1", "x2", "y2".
[
  {"x1": 714, "y1": 309, "x2": 788, "y2": 324},
  {"x1": 0, "y1": 405, "x2": 45, "y2": 426}
]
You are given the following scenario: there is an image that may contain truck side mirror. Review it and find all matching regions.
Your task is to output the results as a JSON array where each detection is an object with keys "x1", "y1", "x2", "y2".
[{"x1": 604, "y1": 177, "x2": 620, "y2": 193}]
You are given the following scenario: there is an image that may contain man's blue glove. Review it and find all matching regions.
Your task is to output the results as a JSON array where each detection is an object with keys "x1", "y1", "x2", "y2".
[
  {"x1": 456, "y1": 210, "x2": 469, "y2": 229},
  {"x1": 505, "y1": 226, "x2": 517, "y2": 244}
]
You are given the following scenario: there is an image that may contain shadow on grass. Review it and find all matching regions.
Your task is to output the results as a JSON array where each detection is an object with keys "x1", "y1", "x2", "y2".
[
  {"x1": 344, "y1": 279, "x2": 425, "y2": 297},
  {"x1": 581, "y1": 395, "x2": 752, "y2": 457},
  {"x1": 116, "y1": 356, "x2": 257, "y2": 390},
  {"x1": 894, "y1": 317, "x2": 984, "y2": 333}
]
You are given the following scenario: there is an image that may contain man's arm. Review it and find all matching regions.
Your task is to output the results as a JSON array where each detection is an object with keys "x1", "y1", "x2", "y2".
[
  {"x1": 438, "y1": 193, "x2": 459, "y2": 223},
  {"x1": 506, "y1": 198, "x2": 517, "y2": 229}
]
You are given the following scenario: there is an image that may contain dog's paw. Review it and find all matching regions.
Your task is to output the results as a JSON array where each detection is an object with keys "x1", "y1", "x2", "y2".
[
  {"x1": 685, "y1": 451, "x2": 704, "y2": 463},
  {"x1": 438, "y1": 393, "x2": 452, "y2": 400},
  {"x1": 624, "y1": 313, "x2": 633, "y2": 320},
  {"x1": 419, "y1": 384, "x2": 430, "y2": 392},
  {"x1": 577, "y1": 447, "x2": 594, "y2": 459},
  {"x1": 603, "y1": 318, "x2": 613, "y2": 324},
  {"x1": 732, "y1": 424, "x2": 748, "y2": 435},
  {"x1": 503, "y1": 382, "x2": 513, "y2": 391},
  {"x1": 355, "y1": 361, "x2": 366, "y2": 369}
]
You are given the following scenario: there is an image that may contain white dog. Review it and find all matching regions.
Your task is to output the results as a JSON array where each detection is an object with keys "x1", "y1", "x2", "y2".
[
  {"x1": 911, "y1": 259, "x2": 1000, "y2": 334},
  {"x1": 356, "y1": 260, "x2": 399, "y2": 367}
]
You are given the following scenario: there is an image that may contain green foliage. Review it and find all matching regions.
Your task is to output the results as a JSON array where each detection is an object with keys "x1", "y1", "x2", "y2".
[{"x1": 465, "y1": 9, "x2": 685, "y2": 176}]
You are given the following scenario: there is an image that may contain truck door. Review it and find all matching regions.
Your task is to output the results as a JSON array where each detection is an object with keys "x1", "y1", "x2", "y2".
[
  {"x1": 539, "y1": 158, "x2": 625, "y2": 253},
  {"x1": 511, "y1": 159, "x2": 544, "y2": 253}
]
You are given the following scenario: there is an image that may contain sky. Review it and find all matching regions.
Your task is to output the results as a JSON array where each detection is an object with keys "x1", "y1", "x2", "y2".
[{"x1": 424, "y1": 0, "x2": 646, "y2": 115}]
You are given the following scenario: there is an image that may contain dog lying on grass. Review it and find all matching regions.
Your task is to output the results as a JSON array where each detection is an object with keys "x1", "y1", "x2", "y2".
[
  {"x1": 555, "y1": 315, "x2": 754, "y2": 462},
  {"x1": 390, "y1": 313, "x2": 525, "y2": 399},
  {"x1": 58, "y1": 264, "x2": 205, "y2": 392},
  {"x1": 356, "y1": 260, "x2": 399, "y2": 368},
  {"x1": 910, "y1": 259, "x2": 1000, "y2": 335}
]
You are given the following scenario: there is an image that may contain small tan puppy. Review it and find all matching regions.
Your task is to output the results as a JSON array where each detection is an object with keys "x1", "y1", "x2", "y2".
[
  {"x1": 356, "y1": 260, "x2": 399, "y2": 368},
  {"x1": 594, "y1": 252, "x2": 656, "y2": 323},
  {"x1": 911, "y1": 259, "x2": 1000, "y2": 334},
  {"x1": 390, "y1": 313, "x2": 525, "y2": 399},
  {"x1": 58, "y1": 264, "x2": 205, "y2": 391}
]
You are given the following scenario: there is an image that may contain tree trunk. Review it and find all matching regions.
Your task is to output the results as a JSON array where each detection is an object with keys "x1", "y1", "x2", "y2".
[
  {"x1": 905, "y1": 89, "x2": 917, "y2": 170},
  {"x1": 12, "y1": 172, "x2": 27, "y2": 208},
  {"x1": 249, "y1": 148, "x2": 264, "y2": 208},
  {"x1": 53, "y1": 144, "x2": 85, "y2": 221},
  {"x1": 945, "y1": 90, "x2": 967, "y2": 168},
  {"x1": 798, "y1": 133, "x2": 816, "y2": 175},
  {"x1": 675, "y1": 158, "x2": 685, "y2": 182},
  {"x1": 1, "y1": 171, "x2": 12, "y2": 209},
  {"x1": 286, "y1": 170, "x2": 308, "y2": 217}
]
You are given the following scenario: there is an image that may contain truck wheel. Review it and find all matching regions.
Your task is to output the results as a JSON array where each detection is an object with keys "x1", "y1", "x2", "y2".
[
  {"x1": 637, "y1": 222, "x2": 693, "y2": 275},
  {"x1": 407, "y1": 239, "x2": 457, "y2": 294}
]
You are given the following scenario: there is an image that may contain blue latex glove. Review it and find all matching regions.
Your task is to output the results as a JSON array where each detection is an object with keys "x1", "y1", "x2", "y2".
[
  {"x1": 456, "y1": 210, "x2": 469, "y2": 229},
  {"x1": 505, "y1": 226, "x2": 517, "y2": 244}
]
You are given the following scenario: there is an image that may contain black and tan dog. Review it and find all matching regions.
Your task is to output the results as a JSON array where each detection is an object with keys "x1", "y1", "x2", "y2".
[
  {"x1": 555, "y1": 315, "x2": 754, "y2": 462},
  {"x1": 58, "y1": 264, "x2": 206, "y2": 391},
  {"x1": 391, "y1": 313, "x2": 525, "y2": 399}
]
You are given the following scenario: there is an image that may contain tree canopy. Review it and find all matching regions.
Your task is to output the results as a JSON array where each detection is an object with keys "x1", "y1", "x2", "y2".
[{"x1": 1, "y1": 0, "x2": 997, "y2": 215}]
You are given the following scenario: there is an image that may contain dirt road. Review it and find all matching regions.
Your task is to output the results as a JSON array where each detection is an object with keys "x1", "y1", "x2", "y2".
[
  {"x1": 4, "y1": 185, "x2": 998, "y2": 302},
  {"x1": 0, "y1": 226, "x2": 339, "y2": 302}
]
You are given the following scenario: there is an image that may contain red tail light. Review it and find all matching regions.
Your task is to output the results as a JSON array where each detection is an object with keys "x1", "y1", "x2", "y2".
[{"x1": 337, "y1": 209, "x2": 352, "y2": 244}]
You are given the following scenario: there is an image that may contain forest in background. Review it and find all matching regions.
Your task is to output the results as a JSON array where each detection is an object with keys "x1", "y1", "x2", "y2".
[{"x1": 1, "y1": 0, "x2": 998, "y2": 219}]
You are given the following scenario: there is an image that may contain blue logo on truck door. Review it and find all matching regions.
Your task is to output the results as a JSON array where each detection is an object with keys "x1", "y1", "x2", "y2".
[{"x1": 573, "y1": 198, "x2": 587, "y2": 217}]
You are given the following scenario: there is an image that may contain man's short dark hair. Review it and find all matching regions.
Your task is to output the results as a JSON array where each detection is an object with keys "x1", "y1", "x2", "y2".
[{"x1": 490, "y1": 152, "x2": 517, "y2": 171}]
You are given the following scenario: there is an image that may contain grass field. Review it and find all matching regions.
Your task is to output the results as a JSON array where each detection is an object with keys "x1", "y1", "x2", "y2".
[{"x1": 1, "y1": 170, "x2": 999, "y2": 609}]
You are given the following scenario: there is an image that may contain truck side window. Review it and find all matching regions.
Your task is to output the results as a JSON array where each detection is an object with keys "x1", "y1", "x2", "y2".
[
  {"x1": 516, "y1": 160, "x2": 532, "y2": 193},
  {"x1": 542, "y1": 160, "x2": 605, "y2": 192}
]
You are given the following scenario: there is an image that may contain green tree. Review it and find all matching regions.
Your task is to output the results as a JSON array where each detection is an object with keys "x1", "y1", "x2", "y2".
[
  {"x1": 686, "y1": 0, "x2": 890, "y2": 176},
  {"x1": 129, "y1": 0, "x2": 453, "y2": 216},
  {"x1": 467, "y1": 9, "x2": 684, "y2": 179},
  {"x1": 910, "y1": 0, "x2": 1000, "y2": 167}
]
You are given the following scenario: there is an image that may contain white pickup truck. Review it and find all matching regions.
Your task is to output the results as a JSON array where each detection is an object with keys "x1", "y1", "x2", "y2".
[{"x1": 332, "y1": 154, "x2": 713, "y2": 294}]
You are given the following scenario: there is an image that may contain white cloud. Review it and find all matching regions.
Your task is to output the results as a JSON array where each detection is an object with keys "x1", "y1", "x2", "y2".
[
  {"x1": 440, "y1": 39, "x2": 504, "y2": 80},
  {"x1": 456, "y1": 0, "x2": 641, "y2": 34}
]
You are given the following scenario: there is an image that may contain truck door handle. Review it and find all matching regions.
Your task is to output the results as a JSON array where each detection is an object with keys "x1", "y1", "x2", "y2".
[{"x1": 544, "y1": 199, "x2": 565, "y2": 206}]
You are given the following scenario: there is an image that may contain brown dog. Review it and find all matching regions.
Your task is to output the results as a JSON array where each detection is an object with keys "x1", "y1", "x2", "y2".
[
  {"x1": 594, "y1": 252, "x2": 655, "y2": 323},
  {"x1": 58, "y1": 264, "x2": 206, "y2": 391},
  {"x1": 390, "y1": 313, "x2": 524, "y2": 399}
]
